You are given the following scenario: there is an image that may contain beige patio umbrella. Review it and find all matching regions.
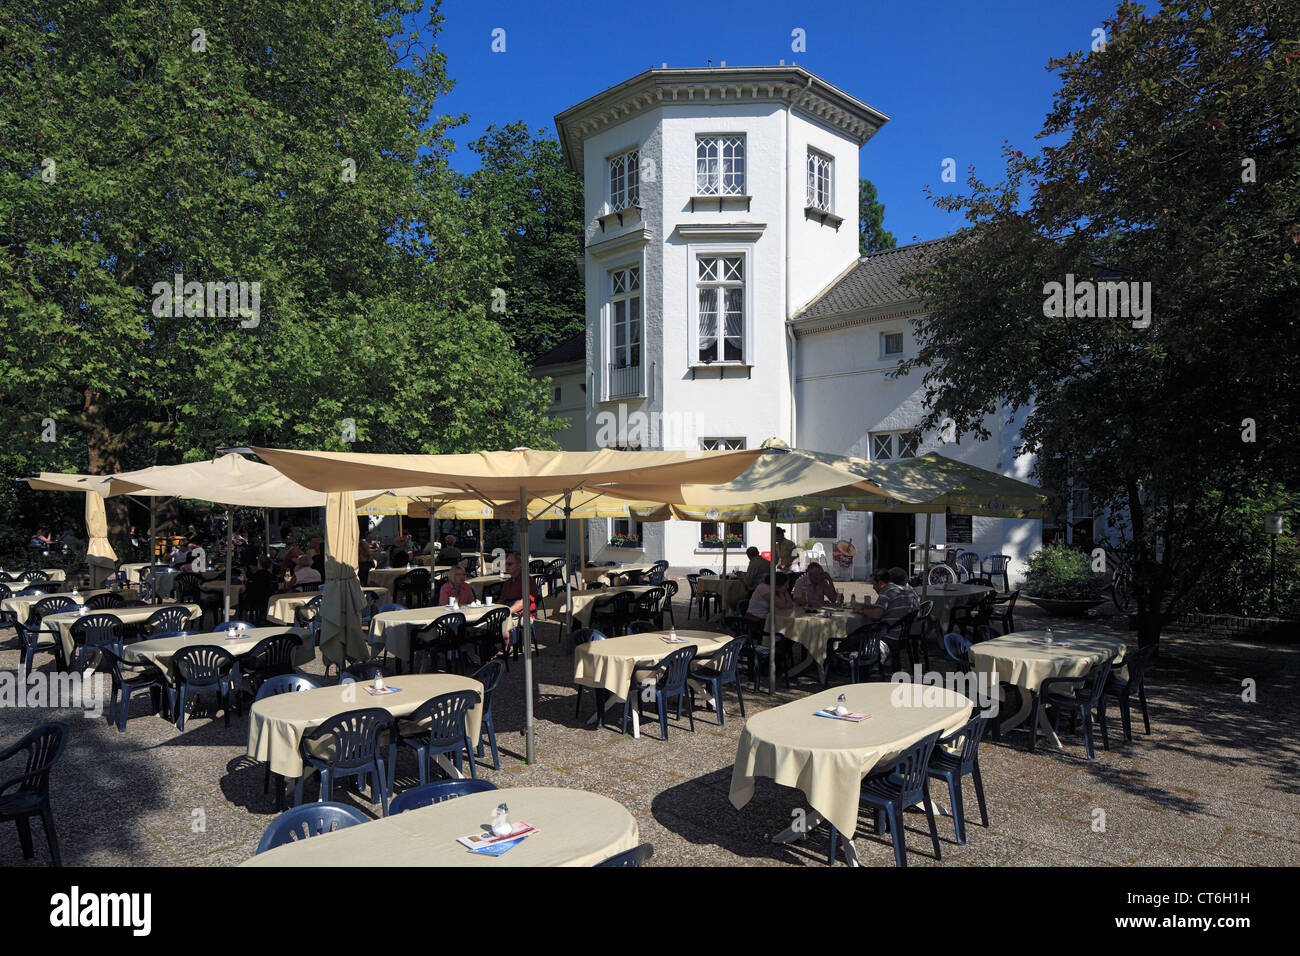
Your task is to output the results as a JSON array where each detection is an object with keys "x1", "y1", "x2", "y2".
[
  {"x1": 253, "y1": 445, "x2": 763, "y2": 763},
  {"x1": 84, "y1": 490, "x2": 117, "y2": 586},
  {"x1": 321, "y1": 491, "x2": 369, "y2": 668}
]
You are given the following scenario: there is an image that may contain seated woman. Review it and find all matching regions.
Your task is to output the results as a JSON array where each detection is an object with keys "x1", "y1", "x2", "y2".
[
  {"x1": 433, "y1": 534, "x2": 462, "y2": 567},
  {"x1": 746, "y1": 572, "x2": 793, "y2": 626},
  {"x1": 287, "y1": 554, "x2": 321, "y2": 589},
  {"x1": 437, "y1": 564, "x2": 475, "y2": 606},
  {"x1": 498, "y1": 552, "x2": 541, "y2": 654}
]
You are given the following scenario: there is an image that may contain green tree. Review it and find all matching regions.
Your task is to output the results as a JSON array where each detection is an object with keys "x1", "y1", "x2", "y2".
[
  {"x1": 462, "y1": 122, "x2": 586, "y2": 361},
  {"x1": 898, "y1": 0, "x2": 1300, "y2": 647},
  {"x1": 0, "y1": 1, "x2": 558, "y2": 548},
  {"x1": 858, "y1": 178, "x2": 897, "y2": 255}
]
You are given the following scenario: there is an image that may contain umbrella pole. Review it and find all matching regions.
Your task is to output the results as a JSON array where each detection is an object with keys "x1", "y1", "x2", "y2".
[
  {"x1": 149, "y1": 498, "x2": 157, "y2": 602},
  {"x1": 224, "y1": 508, "x2": 233, "y2": 623},
  {"x1": 922, "y1": 512, "x2": 932, "y2": 589},
  {"x1": 579, "y1": 519, "x2": 586, "y2": 590},
  {"x1": 769, "y1": 512, "x2": 778, "y2": 694},
  {"x1": 479, "y1": 517, "x2": 485, "y2": 570},
  {"x1": 520, "y1": 486, "x2": 535, "y2": 764},
  {"x1": 720, "y1": 532, "x2": 729, "y2": 616},
  {"x1": 563, "y1": 493, "x2": 573, "y2": 641}
]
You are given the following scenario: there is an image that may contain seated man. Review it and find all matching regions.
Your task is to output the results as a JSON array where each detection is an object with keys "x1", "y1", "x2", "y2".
[
  {"x1": 438, "y1": 564, "x2": 475, "y2": 606},
  {"x1": 499, "y1": 552, "x2": 541, "y2": 654},
  {"x1": 792, "y1": 562, "x2": 838, "y2": 607},
  {"x1": 854, "y1": 567, "x2": 918, "y2": 664},
  {"x1": 288, "y1": 554, "x2": 321, "y2": 589},
  {"x1": 434, "y1": 534, "x2": 462, "y2": 567},
  {"x1": 743, "y1": 546, "x2": 772, "y2": 592}
]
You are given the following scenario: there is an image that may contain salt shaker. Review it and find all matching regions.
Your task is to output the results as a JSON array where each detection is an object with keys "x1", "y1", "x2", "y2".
[
  {"x1": 491, "y1": 803, "x2": 512, "y2": 837},
  {"x1": 835, "y1": 693, "x2": 849, "y2": 716}
]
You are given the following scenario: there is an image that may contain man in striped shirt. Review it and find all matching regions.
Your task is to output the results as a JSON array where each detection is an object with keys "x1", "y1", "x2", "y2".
[{"x1": 857, "y1": 566, "x2": 918, "y2": 665}]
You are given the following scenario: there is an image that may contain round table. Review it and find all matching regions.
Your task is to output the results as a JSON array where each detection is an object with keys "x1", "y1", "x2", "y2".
[
  {"x1": 547, "y1": 585, "x2": 654, "y2": 629},
  {"x1": 696, "y1": 576, "x2": 748, "y2": 613},
  {"x1": 367, "y1": 567, "x2": 424, "y2": 596},
  {"x1": 125, "y1": 626, "x2": 314, "y2": 685},
  {"x1": 241, "y1": 787, "x2": 638, "y2": 867},
  {"x1": 920, "y1": 583, "x2": 995, "y2": 629},
  {"x1": 367, "y1": 604, "x2": 507, "y2": 664},
  {"x1": 266, "y1": 587, "x2": 389, "y2": 625},
  {"x1": 581, "y1": 563, "x2": 655, "y2": 585},
  {"x1": 969, "y1": 629, "x2": 1127, "y2": 748},
  {"x1": 0, "y1": 588, "x2": 142, "y2": 621},
  {"x1": 247, "y1": 672, "x2": 484, "y2": 779},
  {"x1": 730, "y1": 682, "x2": 973, "y2": 865}
]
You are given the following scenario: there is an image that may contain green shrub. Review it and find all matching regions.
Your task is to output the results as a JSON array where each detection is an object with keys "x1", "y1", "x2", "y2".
[{"x1": 1024, "y1": 544, "x2": 1105, "y2": 600}]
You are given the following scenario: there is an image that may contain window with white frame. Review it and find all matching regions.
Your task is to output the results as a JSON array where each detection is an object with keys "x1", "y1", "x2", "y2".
[
  {"x1": 608, "y1": 148, "x2": 639, "y2": 210},
  {"x1": 609, "y1": 517, "x2": 643, "y2": 548},
  {"x1": 699, "y1": 439, "x2": 747, "y2": 546},
  {"x1": 696, "y1": 135, "x2": 746, "y2": 195},
  {"x1": 880, "y1": 330, "x2": 904, "y2": 359},
  {"x1": 608, "y1": 265, "x2": 642, "y2": 393},
  {"x1": 870, "y1": 430, "x2": 921, "y2": 460},
  {"x1": 807, "y1": 149, "x2": 832, "y2": 211},
  {"x1": 696, "y1": 255, "x2": 744, "y2": 364}
]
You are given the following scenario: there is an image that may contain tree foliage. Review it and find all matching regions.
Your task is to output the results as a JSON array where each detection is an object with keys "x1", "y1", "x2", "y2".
[
  {"x1": 898, "y1": 0, "x2": 1300, "y2": 644},
  {"x1": 0, "y1": 0, "x2": 561, "y2": 545},
  {"x1": 858, "y1": 178, "x2": 897, "y2": 255}
]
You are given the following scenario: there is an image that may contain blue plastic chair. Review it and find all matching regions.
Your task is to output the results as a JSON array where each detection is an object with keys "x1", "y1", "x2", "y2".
[
  {"x1": 296, "y1": 707, "x2": 396, "y2": 816},
  {"x1": 389, "y1": 779, "x2": 498, "y2": 815},
  {"x1": 395, "y1": 690, "x2": 481, "y2": 786},
  {"x1": 926, "y1": 714, "x2": 991, "y2": 845},
  {"x1": 68, "y1": 613, "x2": 124, "y2": 671},
  {"x1": 409, "y1": 612, "x2": 466, "y2": 674},
  {"x1": 141, "y1": 605, "x2": 193, "y2": 639},
  {"x1": 254, "y1": 674, "x2": 321, "y2": 806},
  {"x1": 470, "y1": 659, "x2": 505, "y2": 770},
  {"x1": 595, "y1": 843, "x2": 655, "y2": 866},
  {"x1": 980, "y1": 554, "x2": 1010, "y2": 592},
  {"x1": 1031, "y1": 656, "x2": 1115, "y2": 759},
  {"x1": 0, "y1": 722, "x2": 67, "y2": 866},
  {"x1": 172, "y1": 644, "x2": 237, "y2": 730},
  {"x1": 942, "y1": 631, "x2": 972, "y2": 665},
  {"x1": 623, "y1": 644, "x2": 696, "y2": 740},
  {"x1": 100, "y1": 648, "x2": 170, "y2": 733},
  {"x1": 688, "y1": 637, "x2": 746, "y2": 726},
  {"x1": 956, "y1": 551, "x2": 980, "y2": 579},
  {"x1": 828, "y1": 730, "x2": 943, "y2": 867},
  {"x1": 254, "y1": 801, "x2": 369, "y2": 854}
]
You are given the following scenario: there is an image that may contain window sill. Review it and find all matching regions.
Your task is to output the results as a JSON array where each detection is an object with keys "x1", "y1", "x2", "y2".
[
  {"x1": 596, "y1": 204, "x2": 642, "y2": 230},
  {"x1": 804, "y1": 205, "x2": 844, "y2": 228},
  {"x1": 690, "y1": 194, "x2": 751, "y2": 213},
  {"x1": 694, "y1": 547, "x2": 746, "y2": 555},
  {"x1": 688, "y1": 362, "x2": 752, "y2": 380}
]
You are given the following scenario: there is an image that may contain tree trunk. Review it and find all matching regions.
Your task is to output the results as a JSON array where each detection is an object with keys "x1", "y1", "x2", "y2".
[{"x1": 82, "y1": 387, "x2": 129, "y2": 554}]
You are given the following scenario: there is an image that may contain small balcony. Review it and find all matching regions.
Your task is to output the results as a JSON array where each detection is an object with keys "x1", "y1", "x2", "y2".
[{"x1": 606, "y1": 362, "x2": 643, "y2": 400}]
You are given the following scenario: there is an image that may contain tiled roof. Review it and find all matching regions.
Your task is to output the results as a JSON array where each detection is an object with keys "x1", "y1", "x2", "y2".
[
  {"x1": 532, "y1": 332, "x2": 585, "y2": 369},
  {"x1": 794, "y1": 237, "x2": 951, "y2": 320}
]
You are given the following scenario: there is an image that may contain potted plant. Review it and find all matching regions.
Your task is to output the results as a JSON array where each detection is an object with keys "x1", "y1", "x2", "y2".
[
  {"x1": 608, "y1": 533, "x2": 641, "y2": 549},
  {"x1": 699, "y1": 533, "x2": 745, "y2": 549},
  {"x1": 1022, "y1": 544, "x2": 1106, "y2": 616}
]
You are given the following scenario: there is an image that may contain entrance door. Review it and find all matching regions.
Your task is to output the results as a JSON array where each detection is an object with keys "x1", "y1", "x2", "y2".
[{"x1": 873, "y1": 513, "x2": 914, "y2": 572}]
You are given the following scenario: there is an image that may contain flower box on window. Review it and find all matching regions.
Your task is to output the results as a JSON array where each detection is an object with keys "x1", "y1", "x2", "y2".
[
  {"x1": 608, "y1": 533, "x2": 642, "y2": 549},
  {"x1": 699, "y1": 534, "x2": 745, "y2": 549}
]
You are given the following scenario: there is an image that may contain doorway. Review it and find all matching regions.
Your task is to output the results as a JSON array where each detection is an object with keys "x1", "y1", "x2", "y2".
[{"x1": 872, "y1": 513, "x2": 914, "y2": 572}]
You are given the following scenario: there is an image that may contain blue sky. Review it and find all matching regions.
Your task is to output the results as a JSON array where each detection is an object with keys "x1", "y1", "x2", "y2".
[{"x1": 425, "y1": 0, "x2": 1124, "y2": 245}]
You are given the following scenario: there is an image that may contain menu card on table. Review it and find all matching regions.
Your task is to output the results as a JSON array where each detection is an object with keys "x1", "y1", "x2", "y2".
[
  {"x1": 814, "y1": 709, "x2": 872, "y2": 722},
  {"x1": 458, "y1": 822, "x2": 538, "y2": 856}
]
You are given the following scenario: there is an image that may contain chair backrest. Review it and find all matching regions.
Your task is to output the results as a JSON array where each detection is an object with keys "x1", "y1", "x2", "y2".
[
  {"x1": 1083, "y1": 656, "x2": 1116, "y2": 706},
  {"x1": 173, "y1": 571, "x2": 203, "y2": 602},
  {"x1": 993, "y1": 589, "x2": 1021, "y2": 611},
  {"x1": 942, "y1": 632, "x2": 972, "y2": 663},
  {"x1": 937, "y1": 714, "x2": 989, "y2": 771},
  {"x1": 627, "y1": 621, "x2": 657, "y2": 634},
  {"x1": 469, "y1": 658, "x2": 505, "y2": 712},
  {"x1": 981, "y1": 554, "x2": 1010, "y2": 574},
  {"x1": 407, "y1": 689, "x2": 481, "y2": 748},
  {"x1": 957, "y1": 552, "x2": 980, "y2": 573},
  {"x1": 69, "y1": 613, "x2": 123, "y2": 648},
  {"x1": 244, "y1": 633, "x2": 302, "y2": 672},
  {"x1": 685, "y1": 573, "x2": 699, "y2": 597},
  {"x1": 86, "y1": 592, "x2": 125, "y2": 610},
  {"x1": 300, "y1": 707, "x2": 393, "y2": 769},
  {"x1": 662, "y1": 579, "x2": 679, "y2": 600},
  {"x1": 1121, "y1": 643, "x2": 1156, "y2": 685},
  {"x1": 31, "y1": 595, "x2": 76, "y2": 623},
  {"x1": 338, "y1": 663, "x2": 386, "y2": 684},
  {"x1": 143, "y1": 605, "x2": 192, "y2": 636},
  {"x1": 0, "y1": 722, "x2": 67, "y2": 798},
  {"x1": 395, "y1": 568, "x2": 431, "y2": 591},
  {"x1": 611, "y1": 591, "x2": 637, "y2": 616},
  {"x1": 375, "y1": 603, "x2": 406, "y2": 615},
  {"x1": 254, "y1": 673, "x2": 321, "y2": 700},
  {"x1": 214, "y1": 620, "x2": 256, "y2": 631},
  {"x1": 705, "y1": 637, "x2": 745, "y2": 680},
  {"x1": 654, "y1": 645, "x2": 697, "y2": 694},
  {"x1": 697, "y1": 568, "x2": 717, "y2": 577},
  {"x1": 889, "y1": 731, "x2": 943, "y2": 798},
  {"x1": 595, "y1": 842, "x2": 654, "y2": 867},
  {"x1": 255, "y1": 802, "x2": 370, "y2": 854},
  {"x1": 173, "y1": 644, "x2": 236, "y2": 684},
  {"x1": 481, "y1": 581, "x2": 504, "y2": 603},
  {"x1": 469, "y1": 607, "x2": 510, "y2": 635},
  {"x1": 389, "y1": 779, "x2": 498, "y2": 815},
  {"x1": 636, "y1": 586, "x2": 665, "y2": 613},
  {"x1": 24, "y1": 570, "x2": 51, "y2": 582},
  {"x1": 0, "y1": 583, "x2": 10, "y2": 600},
  {"x1": 889, "y1": 608, "x2": 919, "y2": 642},
  {"x1": 571, "y1": 627, "x2": 607, "y2": 646},
  {"x1": 843, "y1": 622, "x2": 887, "y2": 662},
  {"x1": 916, "y1": 600, "x2": 934, "y2": 624}
]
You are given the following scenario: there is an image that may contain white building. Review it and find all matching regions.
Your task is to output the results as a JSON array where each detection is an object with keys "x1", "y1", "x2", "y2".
[{"x1": 542, "y1": 66, "x2": 1042, "y2": 583}]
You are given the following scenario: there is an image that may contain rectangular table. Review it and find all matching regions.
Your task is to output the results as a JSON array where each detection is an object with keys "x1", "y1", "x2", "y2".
[
  {"x1": 368, "y1": 604, "x2": 508, "y2": 664},
  {"x1": 42, "y1": 603, "x2": 202, "y2": 662},
  {"x1": 124, "y1": 626, "x2": 314, "y2": 685}
]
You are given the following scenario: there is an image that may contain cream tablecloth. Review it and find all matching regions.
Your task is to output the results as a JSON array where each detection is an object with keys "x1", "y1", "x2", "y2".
[
  {"x1": 581, "y1": 563, "x2": 655, "y2": 585},
  {"x1": 969, "y1": 630, "x2": 1128, "y2": 693},
  {"x1": 42, "y1": 603, "x2": 201, "y2": 661},
  {"x1": 547, "y1": 585, "x2": 655, "y2": 629},
  {"x1": 242, "y1": 787, "x2": 637, "y2": 867},
  {"x1": 247, "y1": 673, "x2": 484, "y2": 778},
  {"x1": 730, "y1": 683, "x2": 973, "y2": 841},
  {"x1": 368, "y1": 604, "x2": 506, "y2": 663},
  {"x1": 266, "y1": 587, "x2": 388, "y2": 625},
  {"x1": 573, "y1": 630, "x2": 729, "y2": 700},
  {"x1": 771, "y1": 608, "x2": 864, "y2": 665},
  {"x1": 366, "y1": 567, "x2": 427, "y2": 595},
  {"x1": 921, "y1": 583, "x2": 995, "y2": 628},
  {"x1": 1, "y1": 588, "x2": 144, "y2": 621},
  {"x1": 696, "y1": 575, "x2": 748, "y2": 610},
  {"x1": 124, "y1": 626, "x2": 313, "y2": 684}
]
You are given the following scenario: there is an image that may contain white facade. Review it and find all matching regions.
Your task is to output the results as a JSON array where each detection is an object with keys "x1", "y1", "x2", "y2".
[{"x1": 551, "y1": 67, "x2": 1041, "y2": 583}]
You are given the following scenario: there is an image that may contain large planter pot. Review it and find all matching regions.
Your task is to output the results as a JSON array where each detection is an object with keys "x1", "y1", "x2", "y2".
[{"x1": 1022, "y1": 594, "x2": 1106, "y2": 617}]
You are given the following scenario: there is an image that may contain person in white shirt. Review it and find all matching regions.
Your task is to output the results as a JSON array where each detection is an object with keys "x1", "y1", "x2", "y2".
[
  {"x1": 792, "y1": 562, "x2": 838, "y2": 607},
  {"x1": 746, "y1": 572, "x2": 793, "y2": 624},
  {"x1": 288, "y1": 554, "x2": 322, "y2": 588}
]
